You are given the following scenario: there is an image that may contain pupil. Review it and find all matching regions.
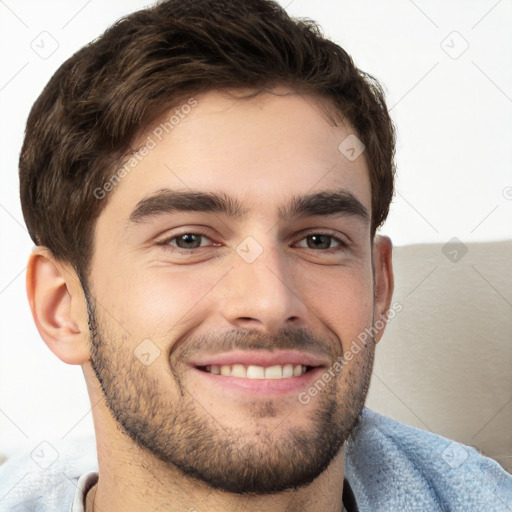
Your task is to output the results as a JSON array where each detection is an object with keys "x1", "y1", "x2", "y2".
[
  {"x1": 308, "y1": 235, "x2": 330, "y2": 249},
  {"x1": 178, "y1": 234, "x2": 201, "y2": 248}
]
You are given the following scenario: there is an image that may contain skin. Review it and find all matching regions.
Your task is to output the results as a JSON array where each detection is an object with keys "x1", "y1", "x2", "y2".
[{"x1": 27, "y1": 87, "x2": 393, "y2": 512}]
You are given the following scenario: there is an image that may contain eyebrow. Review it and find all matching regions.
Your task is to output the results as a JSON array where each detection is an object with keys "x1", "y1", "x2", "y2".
[
  {"x1": 279, "y1": 190, "x2": 369, "y2": 223},
  {"x1": 129, "y1": 190, "x2": 248, "y2": 222},
  {"x1": 128, "y1": 189, "x2": 369, "y2": 224}
]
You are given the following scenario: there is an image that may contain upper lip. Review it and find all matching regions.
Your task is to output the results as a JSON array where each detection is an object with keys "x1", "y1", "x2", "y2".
[{"x1": 189, "y1": 350, "x2": 329, "y2": 368}]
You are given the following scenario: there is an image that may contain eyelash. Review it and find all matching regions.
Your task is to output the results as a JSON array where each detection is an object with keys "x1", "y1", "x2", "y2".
[
  {"x1": 159, "y1": 231, "x2": 218, "y2": 251},
  {"x1": 295, "y1": 234, "x2": 348, "y2": 251},
  {"x1": 158, "y1": 231, "x2": 348, "y2": 253}
]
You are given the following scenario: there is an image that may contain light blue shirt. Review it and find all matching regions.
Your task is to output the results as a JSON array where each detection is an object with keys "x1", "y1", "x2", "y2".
[{"x1": 0, "y1": 408, "x2": 510, "y2": 511}]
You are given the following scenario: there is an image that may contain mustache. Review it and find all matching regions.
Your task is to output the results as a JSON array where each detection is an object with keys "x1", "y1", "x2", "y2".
[{"x1": 174, "y1": 327, "x2": 340, "y2": 362}]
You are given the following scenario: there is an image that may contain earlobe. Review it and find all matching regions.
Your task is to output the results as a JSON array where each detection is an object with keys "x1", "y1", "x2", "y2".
[
  {"x1": 27, "y1": 247, "x2": 90, "y2": 365},
  {"x1": 372, "y1": 235, "x2": 394, "y2": 343}
]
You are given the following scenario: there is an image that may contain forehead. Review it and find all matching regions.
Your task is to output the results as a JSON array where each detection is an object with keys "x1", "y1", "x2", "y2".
[{"x1": 98, "y1": 88, "x2": 371, "y2": 225}]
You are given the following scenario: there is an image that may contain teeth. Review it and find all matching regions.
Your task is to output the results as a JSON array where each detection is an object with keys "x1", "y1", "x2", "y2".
[
  {"x1": 231, "y1": 364, "x2": 246, "y2": 378},
  {"x1": 204, "y1": 364, "x2": 308, "y2": 379},
  {"x1": 283, "y1": 364, "x2": 294, "y2": 378},
  {"x1": 265, "y1": 365, "x2": 282, "y2": 379},
  {"x1": 247, "y1": 365, "x2": 265, "y2": 379}
]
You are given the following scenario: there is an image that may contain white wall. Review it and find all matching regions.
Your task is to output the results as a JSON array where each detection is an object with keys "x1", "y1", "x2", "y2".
[{"x1": 1, "y1": 0, "x2": 511, "y2": 459}]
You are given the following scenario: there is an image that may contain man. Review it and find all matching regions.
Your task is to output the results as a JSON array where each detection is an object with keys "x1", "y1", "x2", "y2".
[{"x1": 0, "y1": 0, "x2": 510, "y2": 510}]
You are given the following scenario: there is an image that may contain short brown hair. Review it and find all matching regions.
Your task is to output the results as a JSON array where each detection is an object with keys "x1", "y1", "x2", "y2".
[{"x1": 19, "y1": 0, "x2": 395, "y2": 279}]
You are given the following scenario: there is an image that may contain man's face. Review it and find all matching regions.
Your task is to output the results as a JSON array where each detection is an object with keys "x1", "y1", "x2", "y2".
[{"x1": 85, "y1": 88, "x2": 379, "y2": 494}]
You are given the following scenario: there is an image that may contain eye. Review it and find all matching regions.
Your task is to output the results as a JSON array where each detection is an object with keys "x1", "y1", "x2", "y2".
[
  {"x1": 296, "y1": 234, "x2": 345, "y2": 250},
  {"x1": 165, "y1": 233, "x2": 213, "y2": 250}
]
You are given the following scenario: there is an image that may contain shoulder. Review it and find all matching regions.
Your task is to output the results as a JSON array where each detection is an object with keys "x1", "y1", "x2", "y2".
[
  {"x1": 345, "y1": 408, "x2": 512, "y2": 512},
  {"x1": 0, "y1": 435, "x2": 97, "y2": 511}
]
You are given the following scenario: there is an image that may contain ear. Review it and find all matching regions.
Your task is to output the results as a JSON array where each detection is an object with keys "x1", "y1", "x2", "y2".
[
  {"x1": 26, "y1": 247, "x2": 91, "y2": 365},
  {"x1": 372, "y1": 235, "x2": 394, "y2": 343}
]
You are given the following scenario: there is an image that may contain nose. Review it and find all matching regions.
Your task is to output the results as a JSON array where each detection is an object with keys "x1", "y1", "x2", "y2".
[{"x1": 219, "y1": 241, "x2": 308, "y2": 333}]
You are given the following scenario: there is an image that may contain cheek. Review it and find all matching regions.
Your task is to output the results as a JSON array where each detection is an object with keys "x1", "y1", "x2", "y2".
[
  {"x1": 296, "y1": 263, "x2": 374, "y2": 350},
  {"x1": 99, "y1": 264, "x2": 223, "y2": 344}
]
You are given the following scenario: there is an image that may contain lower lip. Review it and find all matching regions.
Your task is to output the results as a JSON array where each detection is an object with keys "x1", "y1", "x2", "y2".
[{"x1": 189, "y1": 366, "x2": 326, "y2": 396}]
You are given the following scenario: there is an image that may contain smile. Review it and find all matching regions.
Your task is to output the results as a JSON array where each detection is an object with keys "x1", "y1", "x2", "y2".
[{"x1": 188, "y1": 350, "x2": 327, "y2": 395}]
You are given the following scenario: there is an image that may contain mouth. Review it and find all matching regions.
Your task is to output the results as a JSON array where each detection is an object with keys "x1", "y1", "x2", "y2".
[{"x1": 188, "y1": 350, "x2": 328, "y2": 395}]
